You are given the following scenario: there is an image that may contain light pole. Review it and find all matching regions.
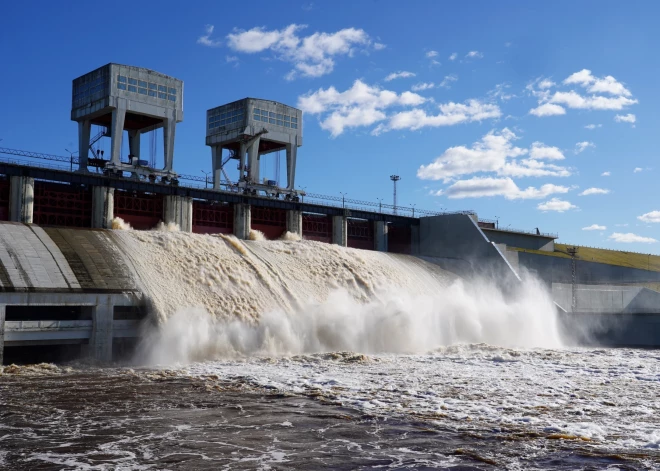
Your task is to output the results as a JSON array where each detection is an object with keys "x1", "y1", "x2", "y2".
[
  {"x1": 412, "y1": 203, "x2": 416, "y2": 218},
  {"x1": 495, "y1": 216, "x2": 499, "y2": 229},
  {"x1": 65, "y1": 148, "x2": 78, "y2": 171},
  {"x1": 376, "y1": 197, "x2": 383, "y2": 213},
  {"x1": 201, "y1": 170, "x2": 211, "y2": 189},
  {"x1": 300, "y1": 186, "x2": 307, "y2": 203},
  {"x1": 339, "y1": 191, "x2": 347, "y2": 209},
  {"x1": 390, "y1": 175, "x2": 400, "y2": 215}
]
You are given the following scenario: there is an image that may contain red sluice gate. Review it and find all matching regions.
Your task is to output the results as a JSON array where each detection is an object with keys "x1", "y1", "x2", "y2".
[
  {"x1": 192, "y1": 201, "x2": 233, "y2": 234},
  {"x1": 33, "y1": 181, "x2": 92, "y2": 228}
]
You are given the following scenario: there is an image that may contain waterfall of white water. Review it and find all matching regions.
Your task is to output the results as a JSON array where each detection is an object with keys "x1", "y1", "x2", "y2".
[{"x1": 110, "y1": 230, "x2": 562, "y2": 362}]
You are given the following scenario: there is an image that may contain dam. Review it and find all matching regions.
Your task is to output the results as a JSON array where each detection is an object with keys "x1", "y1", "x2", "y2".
[{"x1": 1, "y1": 61, "x2": 660, "y2": 366}]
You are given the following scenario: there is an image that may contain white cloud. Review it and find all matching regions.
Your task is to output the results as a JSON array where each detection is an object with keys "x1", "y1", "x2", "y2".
[
  {"x1": 417, "y1": 128, "x2": 571, "y2": 182},
  {"x1": 528, "y1": 69, "x2": 637, "y2": 118},
  {"x1": 530, "y1": 103, "x2": 566, "y2": 117},
  {"x1": 298, "y1": 80, "x2": 426, "y2": 136},
  {"x1": 638, "y1": 211, "x2": 660, "y2": 223},
  {"x1": 225, "y1": 24, "x2": 374, "y2": 79},
  {"x1": 438, "y1": 74, "x2": 458, "y2": 88},
  {"x1": 488, "y1": 83, "x2": 515, "y2": 101},
  {"x1": 384, "y1": 99, "x2": 501, "y2": 133},
  {"x1": 537, "y1": 198, "x2": 577, "y2": 212},
  {"x1": 373, "y1": 42, "x2": 386, "y2": 50},
  {"x1": 530, "y1": 142, "x2": 565, "y2": 160},
  {"x1": 441, "y1": 177, "x2": 569, "y2": 200},
  {"x1": 226, "y1": 55, "x2": 238, "y2": 63},
  {"x1": 449, "y1": 52, "x2": 457, "y2": 61},
  {"x1": 563, "y1": 69, "x2": 594, "y2": 86},
  {"x1": 601, "y1": 171, "x2": 611, "y2": 176},
  {"x1": 575, "y1": 141, "x2": 595, "y2": 154},
  {"x1": 579, "y1": 187, "x2": 610, "y2": 196},
  {"x1": 614, "y1": 113, "x2": 636, "y2": 123},
  {"x1": 564, "y1": 69, "x2": 632, "y2": 96},
  {"x1": 634, "y1": 167, "x2": 643, "y2": 173},
  {"x1": 426, "y1": 50, "x2": 438, "y2": 58},
  {"x1": 585, "y1": 123, "x2": 602, "y2": 130},
  {"x1": 384, "y1": 71, "x2": 416, "y2": 82},
  {"x1": 609, "y1": 232, "x2": 657, "y2": 244},
  {"x1": 583, "y1": 224, "x2": 606, "y2": 231},
  {"x1": 465, "y1": 51, "x2": 483, "y2": 59},
  {"x1": 411, "y1": 82, "x2": 435, "y2": 91},
  {"x1": 537, "y1": 79, "x2": 555, "y2": 89},
  {"x1": 550, "y1": 91, "x2": 637, "y2": 110},
  {"x1": 197, "y1": 24, "x2": 222, "y2": 47}
]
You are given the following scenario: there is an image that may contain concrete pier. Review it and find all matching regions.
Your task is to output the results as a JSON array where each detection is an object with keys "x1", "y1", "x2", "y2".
[
  {"x1": 163, "y1": 195, "x2": 193, "y2": 232},
  {"x1": 0, "y1": 305, "x2": 5, "y2": 365},
  {"x1": 374, "y1": 221, "x2": 388, "y2": 252},
  {"x1": 234, "y1": 203, "x2": 251, "y2": 240},
  {"x1": 90, "y1": 301, "x2": 114, "y2": 362},
  {"x1": 286, "y1": 210, "x2": 303, "y2": 237},
  {"x1": 91, "y1": 186, "x2": 115, "y2": 229},
  {"x1": 411, "y1": 225, "x2": 420, "y2": 255},
  {"x1": 332, "y1": 215, "x2": 347, "y2": 246},
  {"x1": 9, "y1": 176, "x2": 34, "y2": 223}
]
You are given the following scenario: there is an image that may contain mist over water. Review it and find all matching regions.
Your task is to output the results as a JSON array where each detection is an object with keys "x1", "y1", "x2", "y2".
[
  {"x1": 109, "y1": 229, "x2": 562, "y2": 365},
  {"x1": 141, "y1": 278, "x2": 561, "y2": 365}
]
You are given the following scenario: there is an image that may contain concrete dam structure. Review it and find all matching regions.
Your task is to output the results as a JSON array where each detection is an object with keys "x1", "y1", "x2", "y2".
[
  {"x1": 1, "y1": 211, "x2": 563, "y2": 364},
  {"x1": 1, "y1": 61, "x2": 659, "y2": 365}
]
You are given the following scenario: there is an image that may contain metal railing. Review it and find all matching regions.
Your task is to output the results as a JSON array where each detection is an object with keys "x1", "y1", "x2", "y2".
[
  {"x1": 0, "y1": 146, "x2": 475, "y2": 220},
  {"x1": 478, "y1": 218, "x2": 558, "y2": 238}
]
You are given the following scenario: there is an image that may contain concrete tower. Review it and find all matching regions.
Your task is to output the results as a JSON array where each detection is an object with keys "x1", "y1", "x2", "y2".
[
  {"x1": 71, "y1": 63, "x2": 183, "y2": 177},
  {"x1": 206, "y1": 98, "x2": 302, "y2": 196}
]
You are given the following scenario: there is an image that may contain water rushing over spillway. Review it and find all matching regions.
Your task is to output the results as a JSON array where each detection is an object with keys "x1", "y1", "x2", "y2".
[{"x1": 110, "y1": 228, "x2": 562, "y2": 361}]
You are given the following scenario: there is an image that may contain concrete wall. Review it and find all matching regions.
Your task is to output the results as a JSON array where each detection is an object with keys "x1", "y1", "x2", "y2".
[
  {"x1": 418, "y1": 214, "x2": 519, "y2": 283},
  {"x1": 553, "y1": 283, "x2": 660, "y2": 313},
  {"x1": 482, "y1": 228, "x2": 555, "y2": 251},
  {"x1": 518, "y1": 251, "x2": 660, "y2": 286}
]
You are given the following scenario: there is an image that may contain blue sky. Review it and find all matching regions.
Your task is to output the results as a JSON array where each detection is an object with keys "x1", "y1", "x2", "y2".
[{"x1": 1, "y1": 1, "x2": 660, "y2": 252}]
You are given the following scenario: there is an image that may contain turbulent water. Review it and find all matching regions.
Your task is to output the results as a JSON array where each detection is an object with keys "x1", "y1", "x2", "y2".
[{"x1": 1, "y1": 228, "x2": 659, "y2": 469}]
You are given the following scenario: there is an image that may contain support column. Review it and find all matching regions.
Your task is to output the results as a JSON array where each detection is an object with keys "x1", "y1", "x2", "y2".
[
  {"x1": 233, "y1": 203, "x2": 251, "y2": 240},
  {"x1": 247, "y1": 137, "x2": 261, "y2": 184},
  {"x1": 286, "y1": 210, "x2": 303, "y2": 238},
  {"x1": 212, "y1": 146, "x2": 222, "y2": 190},
  {"x1": 0, "y1": 304, "x2": 5, "y2": 366},
  {"x1": 77, "y1": 119, "x2": 91, "y2": 171},
  {"x1": 239, "y1": 142, "x2": 247, "y2": 181},
  {"x1": 332, "y1": 215, "x2": 347, "y2": 247},
  {"x1": 128, "y1": 130, "x2": 141, "y2": 161},
  {"x1": 411, "y1": 225, "x2": 420, "y2": 255},
  {"x1": 91, "y1": 186, "x2": 115, "y2": 229},
  {"x1": 9, "y1": 176, "x2": 34, "y2": 224},
  {"x1": 374, "y1": 221, "x2": 388, "y2": 252},
  {"x1": 163, "y1": 195, "x2": 193, "y2": 232},
  {"x1": 163, "y1": 109, "x2": 176, "y2": 172},
  {"x1": 110, "y1": 105, "x2": 126, "y2": 166},
  {"x1": 286, "y1": 140, "x2": 298, "y2": 190},
  {"x1": 90, "y1": 301, "x2": 113, "y2": 363}
]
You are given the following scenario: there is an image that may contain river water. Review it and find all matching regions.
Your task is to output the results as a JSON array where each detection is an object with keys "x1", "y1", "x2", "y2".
[
  {"x1": 1, "y1": 346, "x2": 659, "y2": 470},
  {"x1": 1, "y1": 232, "x2": 659, "y2": 469}
]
